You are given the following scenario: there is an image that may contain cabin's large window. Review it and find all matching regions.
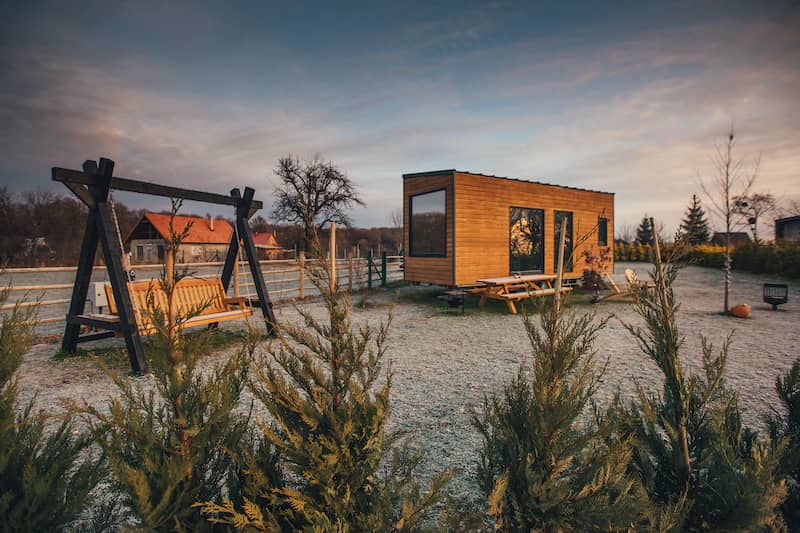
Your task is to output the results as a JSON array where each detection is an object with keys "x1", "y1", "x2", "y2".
[
  {"x1": 510, "y1": 207, "x2": 545, "y2": 273},
  {"x1": 554, "y1": 211, "x2": 574, "y2": 272},
  {"x1": 598, "y1": 217, "x2": 609, "y2": 246},
  {"x1": 409, "y1": 189, "x2": 446, "y2": 256}
]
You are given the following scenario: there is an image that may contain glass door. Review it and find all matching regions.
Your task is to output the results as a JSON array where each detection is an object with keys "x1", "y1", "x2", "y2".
[
  {"x1": 510, "y1": 207, "x2": 545, "y2": 273},
  {"x1": 554, "y1": 210, "x2": 574, "y2": 272}
]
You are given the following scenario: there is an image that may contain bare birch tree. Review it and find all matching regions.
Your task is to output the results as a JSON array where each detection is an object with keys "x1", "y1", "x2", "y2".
[{"x1": 700, "y1": 127, "x2": 759, "y2": 314}]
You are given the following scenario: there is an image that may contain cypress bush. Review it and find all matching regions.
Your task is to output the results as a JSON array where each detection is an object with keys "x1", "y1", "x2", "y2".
[
  {"x1": 767, "y1": 357, "x2": 800, "y2": 529},
  {"x1": 69, "y1": 204, "x2": 255, "y2": 531},
  {"x1": 618, "y1": 253, "x2": 786, "y2": 530},
  {"x1": 472, "y1": 295, "x2": 648, "y2": 531},
  {"x1": 0, "y1": 285, "x2": 106, "y2": 531},
  {"x1": 200, "y1": 242, "x2": 459, "y2": 531}
]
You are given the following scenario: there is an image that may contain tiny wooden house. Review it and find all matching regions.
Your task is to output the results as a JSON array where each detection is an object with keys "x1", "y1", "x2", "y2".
[{"x1": 403, "y1": 170, "x2": 614, "y2": 287}]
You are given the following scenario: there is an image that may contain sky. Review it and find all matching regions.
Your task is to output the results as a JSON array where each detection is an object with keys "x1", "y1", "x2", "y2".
[{"x1": 1, "y1": 0, "x2": 798, "y2": 236}]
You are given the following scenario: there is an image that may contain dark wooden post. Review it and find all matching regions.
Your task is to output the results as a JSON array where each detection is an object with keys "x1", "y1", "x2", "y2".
[
  {"x1": 93, "y1": 159, "x2": 148, "y2": 374},
  {"x1": 60, "y1": 158, "x2": 148, "y2": 374},
  {"x1": 381, "y1": 251, "x2": 387, "y2": 287},
  {"x1": 61, "y1": 160, "x2": 101, "y2": 353},
  {"x1": 367, "y1": 250, "x2": 374, "y2": 289},
  {"x1": 235, "y1": 187, "x2": 277, "y2": 336}
]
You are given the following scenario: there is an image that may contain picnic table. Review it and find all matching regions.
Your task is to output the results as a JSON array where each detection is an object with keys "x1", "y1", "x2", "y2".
[{"x1": 468, "y1": 273, "x2": 572, "y2": 314}]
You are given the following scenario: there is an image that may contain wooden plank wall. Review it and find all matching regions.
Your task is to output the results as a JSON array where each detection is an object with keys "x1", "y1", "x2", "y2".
[
  {"x1": 403, "y1": 173, "x2": 455, "y2": 285},
  {"x1": 453, "y1": 172, "x2": 614, "y2": 286}
]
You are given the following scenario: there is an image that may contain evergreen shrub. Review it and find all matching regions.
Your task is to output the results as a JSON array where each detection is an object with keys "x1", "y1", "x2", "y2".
[
  {"x1": 473, "y1": 296, "x2": 648, "y2": 531},
  {"x1": 1, "y1": 286, "x2": 106, "y2": 531},
  {"x1": 200, "y1": 241, "x2": 463, "y2": 531},
  {"x1": 69, "y1": 204, "x2": 255, "y2": 531},
  {"x1": 617, "y1": 254, "x2": 786, "y2": 530}
]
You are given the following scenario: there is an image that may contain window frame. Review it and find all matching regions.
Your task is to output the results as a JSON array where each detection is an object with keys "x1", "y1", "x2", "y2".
[
  {"x1": 136, "y1": 245, "x2": 144, "y2": 261},
  {"x1": 598, "y1": 217, "x2": 609, "y2": 246},
  {"x1": 408, "y1": 188, "x2": 447, "y2": 258}
]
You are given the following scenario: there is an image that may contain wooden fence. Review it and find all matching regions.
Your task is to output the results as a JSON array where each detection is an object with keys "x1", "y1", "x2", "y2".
[{"x1": 0, "y1": 254, "x2": 404, "y2": 333}]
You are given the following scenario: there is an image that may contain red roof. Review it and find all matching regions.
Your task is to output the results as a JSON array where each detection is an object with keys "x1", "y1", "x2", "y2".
[
  {"x1": 135, "y1": 213, "x2": 234, "y2": 244},
  {"x1": 252, "y1": 231, "x2": 281, "y2": 249}
]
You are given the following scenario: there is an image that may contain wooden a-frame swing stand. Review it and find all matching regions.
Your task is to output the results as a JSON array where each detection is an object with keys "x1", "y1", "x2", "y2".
[{"x1": 54, "y1": 157, "x2": 277, "y2": 375}]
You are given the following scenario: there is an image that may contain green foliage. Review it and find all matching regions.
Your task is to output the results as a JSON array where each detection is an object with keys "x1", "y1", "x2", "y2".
[
  {"x1": 0, "y1": 286, "x2": 105, "y2": 531},
  {"x1": 636, "y1": 215, "x2": 654, "y2": 245},
  {"x1": 732, "y1": 241, "x2": 800, "y2": 278},
  {"x1": 618, "y1": 258, "x2": 786, "y2": 530},
  {"x1": 767, "y1": 357, "x2": 800, "y2": 529},
  {"x1": 201, "y1": 254, "x2": 456, "y2": 531},
  {"x1": 70, "y1": 203, "x2": 255, "y2": 531},
  {"x1": 473, "y1": 299, "x2": 648, "y2": 531},
  {"x1": 680, "y1": 194, "x2": 711, "y2": 245}
]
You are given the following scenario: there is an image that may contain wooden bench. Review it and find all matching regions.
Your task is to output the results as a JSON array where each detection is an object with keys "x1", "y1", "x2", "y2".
[
  {"x1": 499, "y1": 287, "x2": 573, "y2": 300},
  {"x1": 80, "y1": 278, "x2": 252, "y2": 335}
]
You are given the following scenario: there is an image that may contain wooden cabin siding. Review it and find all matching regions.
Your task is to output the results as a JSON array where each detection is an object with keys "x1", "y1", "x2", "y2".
[
  {"x1": 403, "y1": 172, "x2": 455, "y2": 285},
  {"x1": 452, "y1": 172, "x2": 614, "y2": 286}
]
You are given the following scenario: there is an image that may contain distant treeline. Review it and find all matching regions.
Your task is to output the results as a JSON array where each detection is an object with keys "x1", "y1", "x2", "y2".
[{"x1": 0, "y1": 187, "x2": 401, "y2": 267}]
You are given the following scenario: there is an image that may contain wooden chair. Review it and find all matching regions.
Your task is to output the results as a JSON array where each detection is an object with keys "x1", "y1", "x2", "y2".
[
  {"x1": 599, "y1": 269, "x2": 654, "y2": 302},
  {"x1": 81, "y1": 278, "x2": 252, "y2": 335}
]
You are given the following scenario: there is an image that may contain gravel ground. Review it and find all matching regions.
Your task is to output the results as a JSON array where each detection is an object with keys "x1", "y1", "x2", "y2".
[{"x1": 14, "y1": 262, "x2": 800, "y2": 502}]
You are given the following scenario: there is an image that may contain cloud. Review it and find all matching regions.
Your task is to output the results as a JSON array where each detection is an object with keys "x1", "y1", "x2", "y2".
[{"x1": 0, "y1": 1, "x2": 798, "y2": 232}]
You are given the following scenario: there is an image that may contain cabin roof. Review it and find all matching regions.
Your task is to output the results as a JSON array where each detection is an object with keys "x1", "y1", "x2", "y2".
[
  {"x1": 402, "y1": 169, "x2": 614, "y2": 195},
  {"x1": 126, "y1": 212, "x2": 234, "y2": 244},
  {"x1": 252, "y1": 231, "x2": 281, "y2": 249},
  {"x1": 776, "y1": 215, "x2": 800, "y2": 224}
]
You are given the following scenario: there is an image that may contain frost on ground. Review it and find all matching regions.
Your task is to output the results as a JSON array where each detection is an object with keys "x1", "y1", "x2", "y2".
[{"x1": 15, "y1": 263, "x2": 800, "y2": 501}]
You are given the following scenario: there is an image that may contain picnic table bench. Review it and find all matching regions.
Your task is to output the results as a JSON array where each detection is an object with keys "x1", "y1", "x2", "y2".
[{"x1": 467, "y1": 274, "x2": 572, "y2": 314}]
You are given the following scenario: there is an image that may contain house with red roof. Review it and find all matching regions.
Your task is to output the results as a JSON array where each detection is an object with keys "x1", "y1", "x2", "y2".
[
  {"x1": 252, "y1": 231, "x2": 283, "y2": 259},
  {"x1": 125, "y1": 212, "x2": 234, "y2": 264}
]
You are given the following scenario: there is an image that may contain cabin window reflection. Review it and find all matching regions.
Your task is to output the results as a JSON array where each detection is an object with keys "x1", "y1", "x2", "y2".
[
  {"x1": 510, "y1": 207, "x2": 545, "y2": 273},
  {"x1": 409, "y1": 189, "x2": 446, "y2": 256},
  {"x1": 554, "y1": 211, "x2": 574, "y2": 272},
  {"x1": 598, "y1": 217, "x2": 609, "y2": 246}
]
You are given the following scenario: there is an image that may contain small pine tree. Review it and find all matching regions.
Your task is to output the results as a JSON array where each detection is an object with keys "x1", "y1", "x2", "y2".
[
  {"x1": 767, "y1": 357, "x2": 800, "y2": 529},
  {"x1": 0, "y1": 285, "x2": 106, "y2": 530},
  {"x1": 635, "y1": 215, "x2": 654, "y2": 245},
  {"x1": 619, "y1": 244, "x2": 785, "y2": 530},
  {"x1": 71, "y1": 201, "x2": 254, "y2": 531},
  {"x1": 680, "y1": 194, "x2": 711, "y2": 245},
  {"x1": 472, "y1": 296, "x2": 648, "y2": 531},
  {"x1": 200, "y1": 234, "x2": 456, "y2": 531}
]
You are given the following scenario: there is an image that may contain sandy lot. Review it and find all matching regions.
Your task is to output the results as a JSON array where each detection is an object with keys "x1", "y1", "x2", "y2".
[{"x1": 15, "y1": 262, "x2": 800, "y2": 499}]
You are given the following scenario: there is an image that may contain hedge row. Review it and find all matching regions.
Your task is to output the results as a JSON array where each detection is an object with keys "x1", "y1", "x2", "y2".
[{"x1": 614, "y1": 241, "x2": 800, "y2": 278}]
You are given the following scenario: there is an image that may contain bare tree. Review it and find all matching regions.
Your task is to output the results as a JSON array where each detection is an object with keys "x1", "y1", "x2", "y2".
[
  {"x1": 615, "y1": 223, "x2": 635, "y2": 244},
  {"x1": 390, "y1": 208, "x2": 403, "y2": 253},
  {"x1": 732, "y1": 192, "x2": 776, "y2": 242},
  {"x1": 271, "y1": 155, "x2": 365, "y2": 253},
  {"x1": 700, "y1": 127, "x2": 759, "y2": 314}
]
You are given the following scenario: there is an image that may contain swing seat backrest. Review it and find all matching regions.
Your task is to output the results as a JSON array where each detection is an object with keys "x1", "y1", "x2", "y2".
[{"x1": 105, "y1": 278, "x2": 251, "y2": 334}]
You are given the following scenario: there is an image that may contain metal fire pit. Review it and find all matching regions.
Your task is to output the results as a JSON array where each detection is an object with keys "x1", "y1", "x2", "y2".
[
  {"x1": 437, "y1": 290, "x2": 465, "y2": 315},
  {"x1": 763, "y1": 283, "x2": 789, "y2": 310}
]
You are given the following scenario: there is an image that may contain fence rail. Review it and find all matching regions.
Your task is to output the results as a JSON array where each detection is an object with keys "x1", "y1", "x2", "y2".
[{"x1": 1, "y1": 254, "x2": 404, "y2": 334}]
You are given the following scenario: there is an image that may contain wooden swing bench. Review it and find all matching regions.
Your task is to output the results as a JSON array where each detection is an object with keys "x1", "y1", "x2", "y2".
[{"x1": 81, "y1": 278, "x2": 252, "y2": 335}]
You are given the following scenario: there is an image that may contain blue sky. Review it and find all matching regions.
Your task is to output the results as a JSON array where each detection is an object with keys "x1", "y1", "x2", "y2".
[{"x1": 1, "y1": 1, "x2": 798, "y2": 235}]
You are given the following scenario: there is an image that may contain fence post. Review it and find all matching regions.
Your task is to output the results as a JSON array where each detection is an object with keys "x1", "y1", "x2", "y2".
[
  {"x1": 299, "y1": 251, "x2": 305, "y2": 299},
  {"x1": 330, "y1": 222, "x2": 336, "y2": 292},
  {"x1": 367, "y1": 250, "x2": 373, "y2": 289},
  {"x1": 348, "y1": 252, "x2": 353, "y2": 292},
  {"x1": 381, "y1": 251, "x2": 387, "y2": 287}
]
